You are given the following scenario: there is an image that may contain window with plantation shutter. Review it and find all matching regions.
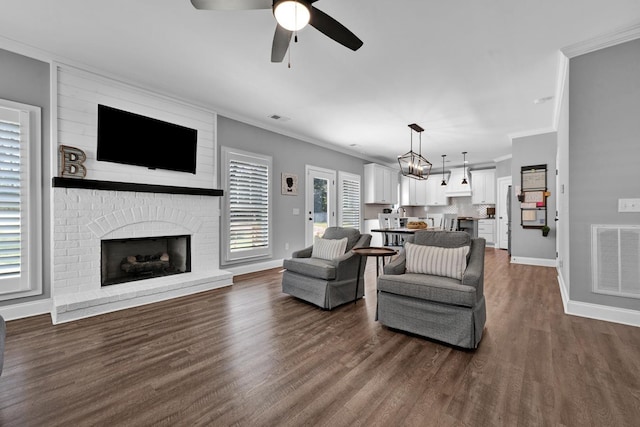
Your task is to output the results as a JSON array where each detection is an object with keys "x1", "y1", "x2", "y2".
[
  {"x1": 0, "y1": 100, "x2": 42, "y2": 300},
  {"x1": 221, "y1": 147, "x2": 272, "y2": 263},
  {"x1": 338, "y1": 171, "x2": 361, "y2": 230},
  {"x1": 0, "y1": 119, "x2": 21, "y2": 280}
]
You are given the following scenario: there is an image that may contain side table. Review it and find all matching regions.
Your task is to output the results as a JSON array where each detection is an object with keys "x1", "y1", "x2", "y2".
[{"x1": 352, "y1": 247, "x2": 398, "y2": 303}]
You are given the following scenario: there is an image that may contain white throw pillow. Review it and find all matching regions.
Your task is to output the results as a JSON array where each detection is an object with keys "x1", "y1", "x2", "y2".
[
  {"x1": 312, "y1": 237, "x2": 348, "y2": 261},
  {"x1": 405, "y1": 242, "x2": 470, "y2": 280}
]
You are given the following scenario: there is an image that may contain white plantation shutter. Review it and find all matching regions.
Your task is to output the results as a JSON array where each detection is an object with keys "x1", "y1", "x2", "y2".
[
  {"x1": 222, "y1": 147, "x2": 272, "y2": 263},
  {"x1": 0, "y1": 120, "x2": 21, "y2": 280},
  {"x1": 0, "y1": 100, "x2": 41, "y2": 300},
  {"x1": 338, "y1": 171, "x2": 361, "y2": 230}
]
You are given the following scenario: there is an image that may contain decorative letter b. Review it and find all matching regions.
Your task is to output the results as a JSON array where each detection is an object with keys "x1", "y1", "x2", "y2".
[{"x1": 59, "y1": 145, "x2": 87, "y2": 179}]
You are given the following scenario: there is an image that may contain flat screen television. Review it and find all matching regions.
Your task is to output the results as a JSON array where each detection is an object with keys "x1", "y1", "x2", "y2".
[{"x1": 97, "y1": 104, "x2": 198, "y2": 174}]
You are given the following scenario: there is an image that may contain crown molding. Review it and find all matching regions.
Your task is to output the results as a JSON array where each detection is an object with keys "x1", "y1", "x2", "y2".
[
  {"x1": 493, "y1": 154, "x2": 512, "y2": 163},
  {"x1": 561, "y1": 21, "x2": 640, "y2": 58},
  {"x1": 507, "y1": 127, "x2": 557, "y2": 142}
]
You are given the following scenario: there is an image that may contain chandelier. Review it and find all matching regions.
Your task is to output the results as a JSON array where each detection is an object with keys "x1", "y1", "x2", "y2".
[{"x1": 397, "y1": 123, "x2": 432, "y2": 180}]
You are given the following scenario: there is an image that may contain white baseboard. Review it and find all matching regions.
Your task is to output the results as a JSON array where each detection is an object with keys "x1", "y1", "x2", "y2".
[
  {"x1": 52, "y1": 273, "x2": 232, "y2": 324},
  {"x1": 510, "y1": 256, "x2": 556, "y2": 267},
  {"x1": 565, "y1": 299, "x2": 640, "y2": 328},
  {"x1": 556, "y1": 269, "x2": 640, "y2": 327},
  {"x1": 225, "y1": 259, "x2": 284, "y2": 276},
  {"x1": 557, "y1": 271, "x2": 569, "y2": 313},
  {"x1": 0, "y1": 298, "x2": 52, "y2": 321}
]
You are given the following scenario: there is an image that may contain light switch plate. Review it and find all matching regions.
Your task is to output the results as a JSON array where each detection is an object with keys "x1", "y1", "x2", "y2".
[
  {"x1": 618, "y1": 198, "x2": 640, "y2": 212},
  {"x1": 292, "y1": 208, "x2": 300, "y2": 215}
]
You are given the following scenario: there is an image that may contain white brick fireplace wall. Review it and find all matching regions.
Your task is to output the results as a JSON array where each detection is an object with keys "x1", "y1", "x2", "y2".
[
  {"x1": 52, "y1": 187, "x2": 232, "y2": 323},
  {"x1": 49, "y1": 64, "x2": 231, "y2": 323}
]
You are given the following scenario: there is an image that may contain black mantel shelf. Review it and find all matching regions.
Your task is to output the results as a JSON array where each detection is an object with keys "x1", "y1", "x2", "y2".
[{"x1": 52, "y1": 177, "x2": 223, "y2": 197}]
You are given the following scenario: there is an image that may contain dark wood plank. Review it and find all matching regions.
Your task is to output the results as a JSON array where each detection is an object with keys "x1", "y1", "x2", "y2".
[{"x1": 1, "y1": 248, "x2": 639, "y2": 426}]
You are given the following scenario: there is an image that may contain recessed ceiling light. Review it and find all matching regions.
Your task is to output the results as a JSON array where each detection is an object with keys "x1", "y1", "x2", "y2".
[{"x1": 533, "y1": 96, "x2": 554, "y2": 104}]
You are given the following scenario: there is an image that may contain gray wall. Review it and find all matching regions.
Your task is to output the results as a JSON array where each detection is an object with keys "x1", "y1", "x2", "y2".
[
  {"x1": 569, "y1": 39, "x2": 640, "y2": 310},
  {"x1": 0, "y1": 48, "x2": 51, "y2": 305},
  {"x1": 511, "y1": 132, "x2": 557, "y2": 260},
  {"x1": 217, "y1": 116, "x2": 368, "y2": 267},
  {"x1": 496, "y1": 157, "x2": 512, "y2": 178}
]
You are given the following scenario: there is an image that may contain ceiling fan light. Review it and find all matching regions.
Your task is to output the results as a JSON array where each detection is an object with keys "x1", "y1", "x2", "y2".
[{"x1": 274, "y1": 0, "x2": 310, "y2": 31}]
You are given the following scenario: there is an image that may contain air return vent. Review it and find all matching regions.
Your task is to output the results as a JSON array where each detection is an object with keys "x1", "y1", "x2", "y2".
[{"x1": 592, "y1": 225, "x2": 640, "y2": 298}]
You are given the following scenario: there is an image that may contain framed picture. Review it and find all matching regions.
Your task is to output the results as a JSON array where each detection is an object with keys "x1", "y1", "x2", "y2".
[{"x1": 281, "y1": 172, "x2": 298, "y2": 195}]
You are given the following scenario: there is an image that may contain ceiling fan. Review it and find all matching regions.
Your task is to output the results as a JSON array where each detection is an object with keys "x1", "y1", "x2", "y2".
[{"x1": 190, "y1": 0, "x2": 364, "y2": 62}]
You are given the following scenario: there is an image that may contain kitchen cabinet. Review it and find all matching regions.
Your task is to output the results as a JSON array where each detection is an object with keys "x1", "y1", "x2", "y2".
[
  {"x1": 364, "y1": 163, "x2": 398, "y2": 204},
  {"x1": 471, "y1": 169, "x2": 496, "y2": 204},
  {"x1": 478, "y1": 219, "x2": 495, "y2": 245},
  {"x1": 400, "y1": 175, "x2": 428, "y2": 206},
  {"x1": 426, "y1": 173, "x2": 449, "y2": 206}
]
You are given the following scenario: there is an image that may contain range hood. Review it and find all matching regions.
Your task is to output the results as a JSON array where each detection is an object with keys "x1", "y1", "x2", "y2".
[{"x1": 444, "y1": 167, "x2": 472, "y2": 197}]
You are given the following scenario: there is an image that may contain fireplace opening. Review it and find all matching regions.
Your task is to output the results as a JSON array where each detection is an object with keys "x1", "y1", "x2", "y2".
[{"x1": 101, "y1": 235, "x2": 191, "y2": 286}]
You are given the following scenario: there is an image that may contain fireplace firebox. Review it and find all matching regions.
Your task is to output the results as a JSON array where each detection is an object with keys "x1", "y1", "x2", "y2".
[{"x1": 101, "y1": 235, "x2": 191, "y2": 286}]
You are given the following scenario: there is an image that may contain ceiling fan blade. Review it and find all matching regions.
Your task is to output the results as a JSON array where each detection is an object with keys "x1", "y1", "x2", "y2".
[
  {"x1": 271, "y1": 25, "x2": 292, "y2": 63},
  {"x1": 309, "y1": 6, "x2": 363, "y2": 51},
  {"x1": 190, "y1": 0, "x2": 271, "y2": 11}
]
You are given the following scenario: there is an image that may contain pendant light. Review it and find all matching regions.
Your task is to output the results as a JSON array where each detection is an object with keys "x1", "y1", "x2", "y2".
[
  {"x1": 440, "y1": 155, "x2": 447, "y2": 186},
  {"x1": 461, "y1": 151, "x2": 468, "y2": 185},
  {"x1": 397, "y1": 123, "x2": 432, "y2": 180}
]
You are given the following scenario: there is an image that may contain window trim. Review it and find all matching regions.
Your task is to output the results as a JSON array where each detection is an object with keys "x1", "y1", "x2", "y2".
[
  {"x1": 221, "y1": 146, "x2": 272, "y2": 265},
  {"x1": 0, "y1": 99, "x2": 43, "y2": 301}
]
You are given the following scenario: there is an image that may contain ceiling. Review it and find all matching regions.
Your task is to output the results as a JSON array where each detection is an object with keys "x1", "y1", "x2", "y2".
[{"x1": 1, "y1": 1, "x2": 640, "y2": 167}]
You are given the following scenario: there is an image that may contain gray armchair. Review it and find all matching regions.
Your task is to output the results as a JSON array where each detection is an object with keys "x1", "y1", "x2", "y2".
[
  {"x1": 376, "y1": 231, "x2": 486, "y2": 349},
  {"x1": 282, "y1": 227, "x2": 372, "y2": 309}
]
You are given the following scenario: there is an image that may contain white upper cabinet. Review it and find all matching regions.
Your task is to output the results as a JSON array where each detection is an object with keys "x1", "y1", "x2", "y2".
[
  {"x1": 426, "y1": 173, "x2": 449, "y2": 206},
  {"x1": 470, "y1": 169, "x2": 496, "y2": 204},
  {"x1": 400, "y1": 175, "x2": 428, "y2": 206},
  {"x1": 364, "y1": 163, "x2": 398, "y2": 204}
]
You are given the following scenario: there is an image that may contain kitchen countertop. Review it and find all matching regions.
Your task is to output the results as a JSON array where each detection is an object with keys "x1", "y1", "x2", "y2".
[{"x1": 457, "y1": 217, "x2": 495, "y2": 221}]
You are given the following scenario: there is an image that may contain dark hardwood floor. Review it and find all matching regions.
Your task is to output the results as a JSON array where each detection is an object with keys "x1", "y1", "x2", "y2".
[{"x1": 1, "y1": 248, "x2": 639, "y2": 426}]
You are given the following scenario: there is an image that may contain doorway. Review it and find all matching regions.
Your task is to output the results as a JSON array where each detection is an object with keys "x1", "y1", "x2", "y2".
[
  {"x1": 497, "y1": 176, "x2": 512, "y2": 250},
  {"x1": 305, "y1": 166, "x2": 336, "y2": 246}
]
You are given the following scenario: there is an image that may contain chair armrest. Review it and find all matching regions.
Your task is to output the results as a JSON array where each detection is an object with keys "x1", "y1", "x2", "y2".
[
  {"x1": 292, "y1": 246, "x2": 313, "y2": 258},
  {"x1": 354, "y1": 233, "x2": 372, "y2": 249},
  {"x1": 383, "y1": 250, "x2": 406, "y2": 275},
  {"x1": 462, "y1": 238, "x2": 486, "y2": 296},
  {"x1": 332, "y1": 249, "x2": 357, "y2": 266},
  {"x1": 332, "y1": 234, "x2": 372, "y2": 280},
  {"x1": 332, "y1": 250, "x2": 361, "y2": 281}
]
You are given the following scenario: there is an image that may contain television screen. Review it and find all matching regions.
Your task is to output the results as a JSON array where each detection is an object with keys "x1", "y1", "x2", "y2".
[{"x1": 97, "y1": 104, "x2": 198, "y2": 174}]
